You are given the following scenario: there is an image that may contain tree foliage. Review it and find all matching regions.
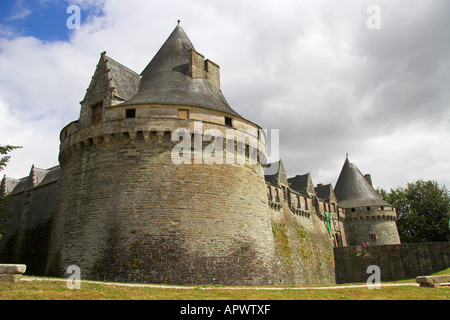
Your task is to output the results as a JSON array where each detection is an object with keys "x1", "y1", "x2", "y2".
[
  {"x1": 0, "y1": 144, "x2": 22, "y2": 239},
  {"x1": 378, "y1": 180, "x2": 450, "y2": 243},
  {"x1": 0, "y1": 145, "x2": 21, "y2": 172}
]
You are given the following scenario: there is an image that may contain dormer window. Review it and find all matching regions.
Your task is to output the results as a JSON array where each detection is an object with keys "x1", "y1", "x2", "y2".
[{"x1": 91, "y1": 102, "x2": 103, "y2": 124}]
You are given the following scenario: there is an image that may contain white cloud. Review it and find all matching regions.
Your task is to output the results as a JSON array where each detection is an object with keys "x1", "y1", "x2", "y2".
[
  {"x1": 0, "y1": 0, "x2": 449, "y2": 191},
  {"x1": 0, "y1": 98, "x2": 60, "y2": 178}
]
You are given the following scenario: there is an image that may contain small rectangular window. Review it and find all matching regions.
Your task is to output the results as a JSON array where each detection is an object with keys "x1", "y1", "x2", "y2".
[
  {"x1": 367, "y1": 207, "x2": 371, "y2": 211},
  {"x1": 351, "y1": 208, "x2": 355, "y2": 212},
  {"x1": 178, "y1": 109, "x2": 189, "y2": 119},
  {"x1": 91, "y1": 102, "x2": 103, "y2": 124},
  {"x1": 126, "y1": 109, "x2": 136, "y2": 118},
  {"x1": 369, "y1": 234, "x2": 377, "y2": 242},
  {"x1": 225, "y1": 116, "x2": 232, "y2": 127}
]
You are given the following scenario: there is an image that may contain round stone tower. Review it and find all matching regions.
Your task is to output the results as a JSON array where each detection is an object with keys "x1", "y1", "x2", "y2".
[
  {"x1": 46, "y1": 24, "x2": 277, "y2": 285},
  {"x1": 334, "y1": 156, "x2": 401, "y2": 246}
]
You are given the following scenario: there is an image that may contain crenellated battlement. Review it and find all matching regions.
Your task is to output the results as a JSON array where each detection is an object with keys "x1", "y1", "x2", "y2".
[
  {"x1": 59, "y1": 114, "x2": 268, "y2": 168},
  {"x1": 344, "y1": 207, "x2": 397, "y2": 222}
]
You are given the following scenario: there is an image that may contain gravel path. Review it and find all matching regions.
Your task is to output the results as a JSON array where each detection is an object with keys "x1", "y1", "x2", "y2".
[{"x1": 21, "y1": 277, "x2": 419, "y2": 290}]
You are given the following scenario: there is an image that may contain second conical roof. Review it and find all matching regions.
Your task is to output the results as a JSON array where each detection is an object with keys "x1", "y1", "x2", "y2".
[{"x1": 334, "y1": 157, "x2": 390, "y2": 208}]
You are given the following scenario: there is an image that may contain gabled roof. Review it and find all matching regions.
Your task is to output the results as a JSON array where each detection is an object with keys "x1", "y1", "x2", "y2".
[
  {"x1": 121, "y1": 24, "x2": 241, "y2": 118},
  {"x1": 81, "y1": 52, "x2": 140, "y2": 106},
  {"x1": 288, "y1": 173, "x2": 315, "y2": 197},
  {"x1": 314, "y1": 183, "x2": 337, "y2": 203},
  {"x1": 334, "y1": 157, "x2": 390, "y2": 208},
  {"x1": 264, "y1": 160, "x2": 288, "y2": 187},
  {"x1": 1, "y1": 165, "x2": 61, "y2": 196},
  {"x1": 105, "y1": 55, "x2": 140, "y2": 102}
]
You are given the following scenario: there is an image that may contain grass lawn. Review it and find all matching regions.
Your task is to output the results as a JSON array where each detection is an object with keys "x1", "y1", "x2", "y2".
[
  {"x1": 0, "y1": 280, "x2": 449, "y2": 300},
  {"x1": 0, "y1": 268, "x2": 449, "y2": 301}
]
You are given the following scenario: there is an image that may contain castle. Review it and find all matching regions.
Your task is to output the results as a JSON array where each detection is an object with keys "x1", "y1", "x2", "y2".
[{"x1": 0, "y1": 24, "x2": 401, "y2": 286}]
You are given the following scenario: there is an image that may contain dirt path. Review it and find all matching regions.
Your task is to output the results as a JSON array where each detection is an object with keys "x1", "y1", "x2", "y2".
[{"x1": 21, "y1": 276, "x2": 419, "y2": 290}]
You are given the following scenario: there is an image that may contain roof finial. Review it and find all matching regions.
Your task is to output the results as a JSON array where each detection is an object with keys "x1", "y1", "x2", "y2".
[
  {"x1": 346, "y1": 153, "x2": 349, "y2": 159},
  {"x1": 177, "y1": 20, "x2": 181, "y2": 25}
]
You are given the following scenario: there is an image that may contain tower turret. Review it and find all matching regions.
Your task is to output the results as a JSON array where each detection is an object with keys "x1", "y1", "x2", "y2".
[
  {"x1": 47, "y1": 24, "x2": 276, "y2": 285},
  {"x1": 334, "y1": 156, "x2": 401, "y2": 245}
]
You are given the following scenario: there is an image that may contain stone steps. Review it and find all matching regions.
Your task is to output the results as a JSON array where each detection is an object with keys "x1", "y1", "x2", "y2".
[
  {"x1": 0, "y1": 264, "x2": 27, "y2": 282},
  {"x1": 416, "y1": 275, "x2": 450, "y2": 288}
]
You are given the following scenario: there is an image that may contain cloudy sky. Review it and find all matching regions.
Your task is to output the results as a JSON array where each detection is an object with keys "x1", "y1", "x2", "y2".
[{"x1": 0, "y1": 0, "x2": 449, "y2": 191}]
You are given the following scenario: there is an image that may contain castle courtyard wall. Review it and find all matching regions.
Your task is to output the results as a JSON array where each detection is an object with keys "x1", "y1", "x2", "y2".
[
  {"x1": 334, "y1": 242, "x2": 450, "y2": 283},
  {"x1": 0, "y1": 181, "x2": 58, "y2": 275}
]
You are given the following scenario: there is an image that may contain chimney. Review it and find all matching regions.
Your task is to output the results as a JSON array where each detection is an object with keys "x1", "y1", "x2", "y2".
[
  {"x1": 188, "y1": 49, "x2": 221, "y2": 89},
  {"x1": 188, "y1": 49, "x2": 205, "y2": 79},
  {"x1": 205, "y1": 59, "x2": 220, "y2": 89},
  {"x1": 364, "y1": 174, "x2": 373, "y2": 187}
]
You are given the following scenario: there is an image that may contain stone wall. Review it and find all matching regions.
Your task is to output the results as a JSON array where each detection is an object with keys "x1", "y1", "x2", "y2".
[
  {"x1": 334, "y1": 242, "x2": 450, "y2": 284},
  {"x1": 0, "y1": 181, "x2": 58, "y2": 275},
  {"x1": 270, "y1": 202, "x2": 336, "y2": 285},
  {"x1": 46, "y1": 130, "x2": 277, "y2": 285}
]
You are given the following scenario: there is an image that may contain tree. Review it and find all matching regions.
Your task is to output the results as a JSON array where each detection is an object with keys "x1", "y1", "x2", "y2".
[
  {"x1": 0, "y1": 145, "x2": 21, "y2": 172},
  {"x1": 378, "y1": 180, "x2": 450, "y2": 243},
  {"x1": 0, "y1": 145, "x2": 22, "y2": 239}
]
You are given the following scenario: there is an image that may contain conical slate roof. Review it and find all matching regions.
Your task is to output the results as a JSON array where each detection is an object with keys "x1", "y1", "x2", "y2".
[
  {"x1": 122, "y1": 24, "x2": 241, "y2": 118},
  {"x1": 334, "y1": 157, "x2": 390, "y2": 208}
]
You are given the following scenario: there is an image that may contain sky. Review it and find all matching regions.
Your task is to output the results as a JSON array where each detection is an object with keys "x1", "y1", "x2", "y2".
[{"x1": 0, "y1": 0, "x2": 449, "y2": 191}]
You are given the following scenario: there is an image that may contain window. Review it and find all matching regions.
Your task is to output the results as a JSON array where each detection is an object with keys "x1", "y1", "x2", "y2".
[
  {"x1": 126, "y1": 109, "x2": 136, "y2": 118},
  {"x1": 304, "y1": 198, "x2": 308, "y2": 210},
  {"x1": 282, "y1": 186, "x2": 287, "y2": 200},
  {"x1": 91, "y1": 102, "x2": 103, "y2": 124},
  {"x1": 275, "y1": 189, "x2": 280, "y2": 202},
  {"x1": 351, "y1": 208, "x2": 355, "y2": 212},
  {"x1": 367, "y1": 207, "x2": 371, "y2": 211},
  {"x1": 369, "y1": 234, "x2": 377, "y2": 242},
  {"x1": 225, "y1": 116, "x2": 232, "y2": 127},
  {"x1": 178, "y1": 109, "x2": 189, "y2": 119},
  {"x1": 296, "y1": 195, "x2": 300, "y2": 207},
  {"x1": 267, "y1": 186, "x2": 272, "y2": 199}
]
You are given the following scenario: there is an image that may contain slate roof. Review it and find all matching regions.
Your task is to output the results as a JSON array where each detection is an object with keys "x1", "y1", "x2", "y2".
[
  {"x1": 105, "y1": 55, "x2": 140, "y2": 102},
  {"x1": 334, "y1": 157, "x2": 390, "y2": 208},
  {"x1": 288, "y1": 173, "x2": 315, "y2": 196},
  {"x1": 314, "y1": 183, "x2": 337, "y2": 203},
  {"x1": 121, "y1": 24, "x2": 242, "y2": 118},
  {"x1": 264, "y1": 160, "x2": 288, "y2": 187},
  {"x1": 2, "y1": 165, "x2": 61, "y2": 196}
]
